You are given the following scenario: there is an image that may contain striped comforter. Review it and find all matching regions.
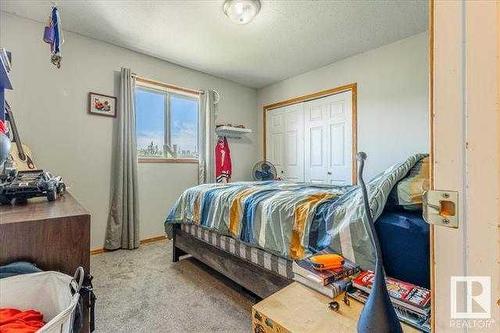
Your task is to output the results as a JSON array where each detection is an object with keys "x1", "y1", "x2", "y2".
[{"x1": 165, "y1": 154, "x2": 427, "y2": 270}]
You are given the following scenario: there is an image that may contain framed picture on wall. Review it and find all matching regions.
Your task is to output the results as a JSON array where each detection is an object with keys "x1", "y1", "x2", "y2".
[{"x1": 88, "y1": 92, "x2": 117, "y2": 118}]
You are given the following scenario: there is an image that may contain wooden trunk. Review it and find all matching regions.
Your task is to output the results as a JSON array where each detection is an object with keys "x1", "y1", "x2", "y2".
[{"x1": 252, "y1": 282, "x2": 419, "y2": 333}]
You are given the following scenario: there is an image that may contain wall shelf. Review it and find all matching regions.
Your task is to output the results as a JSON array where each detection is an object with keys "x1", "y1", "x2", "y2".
[{"x1": 216, "y1": 126, "x2": 252, "y2": 138}]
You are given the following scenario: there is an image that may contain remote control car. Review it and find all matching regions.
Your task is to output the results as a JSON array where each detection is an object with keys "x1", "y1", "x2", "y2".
[{"x1": 0, "y1": 170, "x2": 66, "y2": 204}]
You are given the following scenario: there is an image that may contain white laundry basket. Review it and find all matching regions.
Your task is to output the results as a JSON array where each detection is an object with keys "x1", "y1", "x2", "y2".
[{"x1": 0, "y1": 267, "x2": 84, "y2": 333}]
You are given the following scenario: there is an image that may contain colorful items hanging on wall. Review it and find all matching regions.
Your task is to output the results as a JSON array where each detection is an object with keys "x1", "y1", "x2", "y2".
[
  {"x1": 215, "y1": 136, "x2": 232, "y2": 183},
  {"x1": 43, "y1": 5, "x2": 64, "y2": 68}
]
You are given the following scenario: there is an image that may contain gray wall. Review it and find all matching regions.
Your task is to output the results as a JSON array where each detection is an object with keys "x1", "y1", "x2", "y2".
[
  {"x1": 257, "y1": 33, "x2": 429, "y2": 180},
  {"x1": 1, "y1": 13, "x2": 258, "y2": 249}
]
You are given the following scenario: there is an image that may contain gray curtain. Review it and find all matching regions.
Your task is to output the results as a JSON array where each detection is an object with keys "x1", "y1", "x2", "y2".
[
  {"x1": 198, "y1": 90, "x2": 217, "y2": 184},
  {"x1": 105, "y1": 68, "x2": 140, "y2": 250}
]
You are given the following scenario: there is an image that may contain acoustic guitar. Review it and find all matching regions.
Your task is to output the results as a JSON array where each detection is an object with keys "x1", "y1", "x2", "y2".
[{"x1": 4, "y1": 101, "x2": 36, "y2": 170}]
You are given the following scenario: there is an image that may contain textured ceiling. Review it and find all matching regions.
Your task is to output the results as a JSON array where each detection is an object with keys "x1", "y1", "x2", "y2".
[{"x1": 1, "y1": 0, "x2": 428, "y2": 88}]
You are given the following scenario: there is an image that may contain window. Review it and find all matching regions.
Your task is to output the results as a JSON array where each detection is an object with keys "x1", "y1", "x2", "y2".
[{"x1": 135, "y1": 80, "x2": 199, "y2": 162}]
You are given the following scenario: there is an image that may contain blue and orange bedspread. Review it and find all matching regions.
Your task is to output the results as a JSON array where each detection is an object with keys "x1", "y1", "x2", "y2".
[{"x1": 165, "y1": 154, "x2": 427, "y2": 270}]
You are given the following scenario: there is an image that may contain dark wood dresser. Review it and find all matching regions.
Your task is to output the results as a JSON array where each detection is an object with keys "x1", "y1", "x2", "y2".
[{"x1": 0, "y1": 192, "x2": 91, "y2": 332}]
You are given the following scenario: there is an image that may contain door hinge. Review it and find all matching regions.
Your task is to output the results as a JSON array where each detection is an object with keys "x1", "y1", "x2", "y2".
[{"x1": 423, "y1": 190, "x2": 459, "y2": 228}]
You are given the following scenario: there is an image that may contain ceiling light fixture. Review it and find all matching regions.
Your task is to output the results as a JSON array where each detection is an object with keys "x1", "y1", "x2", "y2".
[{"x1": 223, "y1": 0, "x2": 261, "y2": 25}]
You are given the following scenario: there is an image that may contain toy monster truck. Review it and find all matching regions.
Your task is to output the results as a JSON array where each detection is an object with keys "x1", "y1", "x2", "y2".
[{"x1": 0, "y1": 170, "x2": 66, "y2": 204}]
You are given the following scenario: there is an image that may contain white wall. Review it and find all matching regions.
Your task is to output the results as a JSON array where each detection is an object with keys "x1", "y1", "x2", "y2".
[
  {"x1": 257, "y1": 33, "x2": 429, "y2": 180},
  {"x1": 1, "y1": 13, "x2": 258, "y2": 249},
  {"x1": 0, "y1": 11, "x2": 428, "y2": 247}
]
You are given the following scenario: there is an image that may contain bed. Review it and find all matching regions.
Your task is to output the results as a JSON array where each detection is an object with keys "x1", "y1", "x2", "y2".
[{"x1": 165, "y1": 154, "x2": 428, "y2": 298}]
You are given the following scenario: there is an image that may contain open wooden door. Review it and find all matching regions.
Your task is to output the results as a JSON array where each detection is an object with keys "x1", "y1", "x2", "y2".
[{"x1": 431, "y1": 1, "x2": 499, "y2": 331}]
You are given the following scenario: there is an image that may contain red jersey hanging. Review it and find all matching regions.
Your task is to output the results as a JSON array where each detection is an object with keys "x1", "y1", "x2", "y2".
[{"x1": 215, "y1": 136, "x2": 232, "y2": 183}]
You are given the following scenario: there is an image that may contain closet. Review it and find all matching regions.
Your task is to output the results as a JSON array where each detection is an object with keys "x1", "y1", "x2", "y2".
[{"x1": 265, "y1": 90, "x2": 354, "y2": 185}]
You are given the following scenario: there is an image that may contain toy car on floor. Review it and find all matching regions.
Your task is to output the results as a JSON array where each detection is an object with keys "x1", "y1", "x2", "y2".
[{"x1": 0, "y1": 170, "x2": 66, "y2": 204}]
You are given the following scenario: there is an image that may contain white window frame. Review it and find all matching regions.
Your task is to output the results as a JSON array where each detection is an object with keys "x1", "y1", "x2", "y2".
[{"x1": 135, "y1": 78, "x2": 200, "y2": 163}]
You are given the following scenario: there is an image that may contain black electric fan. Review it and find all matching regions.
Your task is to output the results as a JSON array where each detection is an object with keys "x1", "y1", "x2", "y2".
[{"x1": 252, "y1": 161, "x2": 277, "y2": 181}]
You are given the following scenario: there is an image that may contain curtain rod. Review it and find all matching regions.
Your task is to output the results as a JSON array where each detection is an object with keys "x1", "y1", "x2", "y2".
[
  {"x1": 131, "y1": 73, "x2": 221, "y2": 103},
  {"x1": 132, "y1": 73, "x2": 203, "y2": 95}
]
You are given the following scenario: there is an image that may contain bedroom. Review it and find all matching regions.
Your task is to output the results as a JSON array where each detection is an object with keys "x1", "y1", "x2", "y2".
[{"x1": 0, "y1": 1, "x2": 498, "y2": 333}]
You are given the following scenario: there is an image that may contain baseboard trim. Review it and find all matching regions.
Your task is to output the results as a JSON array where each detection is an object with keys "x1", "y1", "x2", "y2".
[
  {"x1": 90, "y1": 248, "x2": 106, "y2": 255},
  {"x1": 90, "y1": 235, "x2": 167, "y2": 255},
  {"x1": 140, "y1": 235, "x2": 167, "y2": 245}
]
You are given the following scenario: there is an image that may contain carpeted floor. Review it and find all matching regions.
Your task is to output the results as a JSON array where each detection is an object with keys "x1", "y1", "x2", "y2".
[{"x1": 91, "y1": 240, "x2": 257, "y2": 332}]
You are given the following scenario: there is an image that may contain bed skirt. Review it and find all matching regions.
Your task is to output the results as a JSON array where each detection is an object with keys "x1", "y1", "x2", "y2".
[{"x1": 180, "y1": 224, "x2": 294, "y2": 280}]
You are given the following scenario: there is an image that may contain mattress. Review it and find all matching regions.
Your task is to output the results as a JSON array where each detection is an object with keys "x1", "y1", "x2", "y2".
[{"x1": 180, "y1": 223, "x2": 294, "y2": 279}]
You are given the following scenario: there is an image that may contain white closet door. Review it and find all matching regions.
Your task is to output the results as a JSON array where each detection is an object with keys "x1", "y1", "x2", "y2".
[
  {"x1": 304, "y1": 100, "x2": 329, "y2": 184},
  {"x1": 266, "y1": 104, "x2": 304, "y2": 182},
  {"x1": 266, "y1": 109, "x2": 285, "y2": 176},
  {"x1": 328, "y1": 91, "x2": 353, "y2": 185},
  {"x1": 304, "y1": 91, "x2": 353, "y2": 185},
  {"x1": 282, "y1": 104, "x2": 304, "y2": 182}
]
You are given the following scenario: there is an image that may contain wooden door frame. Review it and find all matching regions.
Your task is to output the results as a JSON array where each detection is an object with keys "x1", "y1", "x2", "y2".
[
  {"x1": 428, "y1": 1, "x2": 435, "y2": 330},
  {"x1": 431, "y1": 0, "x2": 500, "y2": 332},
  {"x1": 262, "y1": 83, "x2": 358, "y2": 184}
]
